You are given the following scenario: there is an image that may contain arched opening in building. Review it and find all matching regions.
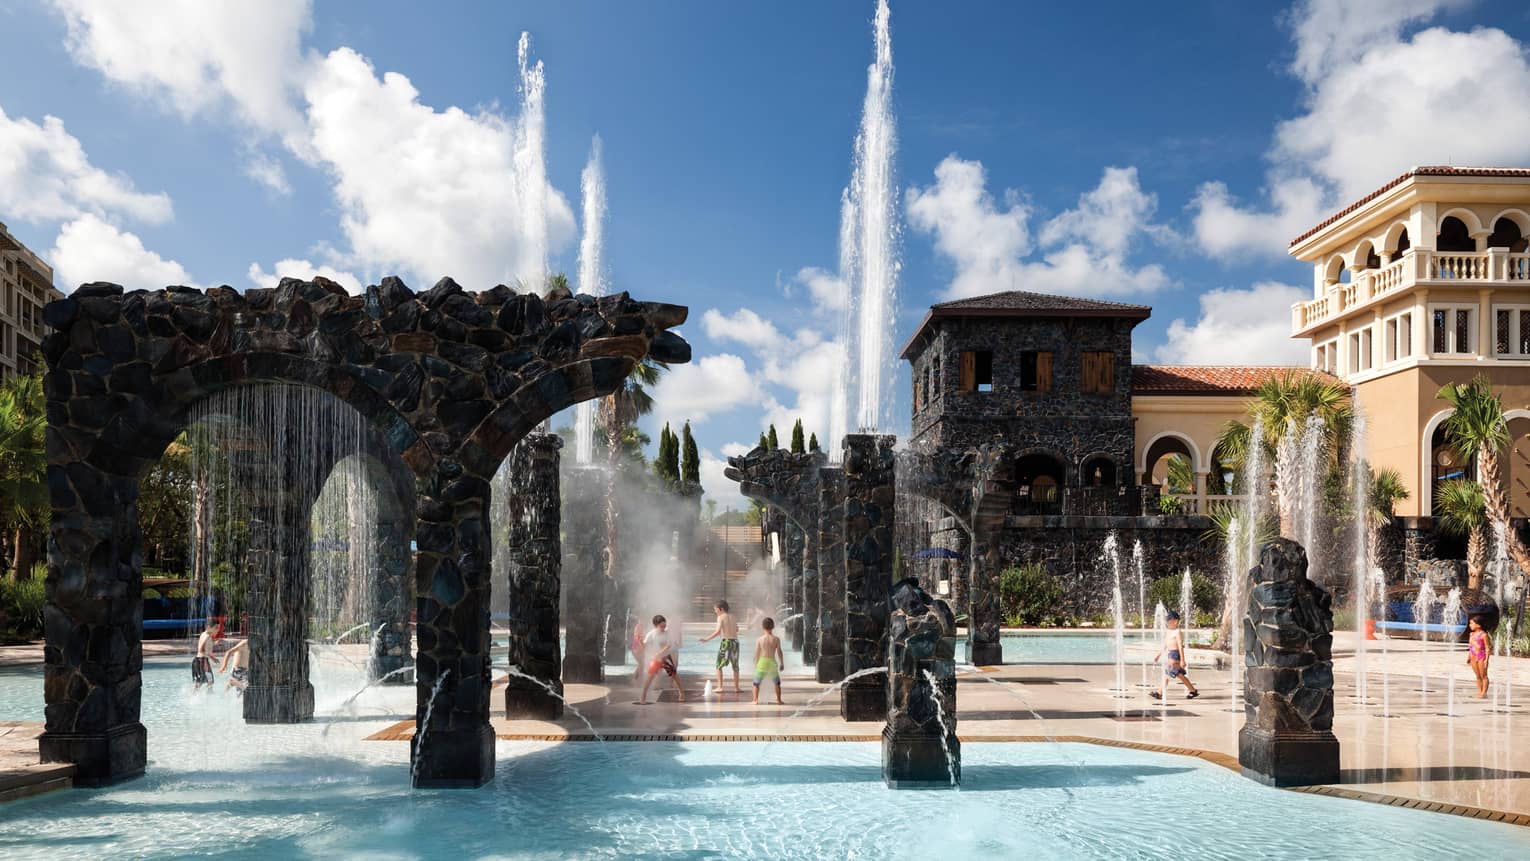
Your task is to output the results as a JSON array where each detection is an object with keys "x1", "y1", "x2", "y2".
[
  {"x1": 1390, "y1": 226, "x2": 1411, "y2": 259},
  {"x1": 1437, "y1": 216, "x2": 1475, "y2": 252},
  {"x1": 1430, "y1": 421, "x2": 1476, "y2": 516},
  {"x1": 1014, "y1": 452, "x2": 1066, "y2": 514},
  {"x1": 1081, "y1": 455, "x2": 1117, "y2": 487},
  {"x1": 1141, "y1": 434, "x2": 1197, "y2": 491},
  {"x1": 1510, "y1": 414, "x2": 1530, "y2": 518},
  {"x1": 1488, "y1": 217, "x2": 1527, "y2": 252},
  {"x1": 1326, "y1": 255, "x2": 1348, "y2": 285},
  {"x1": 1355, "y1": 241, "x2": 1380, "y2": 271}
]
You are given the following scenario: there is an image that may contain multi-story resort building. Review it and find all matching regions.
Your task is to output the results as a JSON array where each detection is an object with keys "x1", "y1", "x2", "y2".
[{"x1": 0, "y1": 221, "x2": 62, "y2": 377}]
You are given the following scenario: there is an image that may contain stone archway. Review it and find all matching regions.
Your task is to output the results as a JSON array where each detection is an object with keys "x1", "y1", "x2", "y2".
[{"x1": 38, "y1": 276, "x2": 688, "y2": 788}]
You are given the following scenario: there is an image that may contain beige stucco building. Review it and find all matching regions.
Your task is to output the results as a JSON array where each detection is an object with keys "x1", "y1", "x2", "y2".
[
  {"x1": 1287, "y1": 166, "x2": 1530, "y2": 519},
  {"x1": 0, "y1": 221, "x2": 61, "y2": 377}
]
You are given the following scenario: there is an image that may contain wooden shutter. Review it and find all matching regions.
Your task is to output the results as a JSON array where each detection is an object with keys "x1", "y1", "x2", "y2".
[
  {"x1": 1098, "y1": 352, "x2": 1115, "y2": 391},
  {"x1": 1036, "y1": 351, "x2": 1053, "y2": 392},
  {"x1": 1081, "y1": 351, "x2": 1114, "y2": 393},
  {"x1": 960, "y1": 351, "x2": 976, "y2": 390}
]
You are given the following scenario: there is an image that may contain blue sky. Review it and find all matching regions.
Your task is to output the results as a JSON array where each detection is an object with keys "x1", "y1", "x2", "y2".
[{"x1": 4, "y1": 1, "x2": 1530, "y2": 508}]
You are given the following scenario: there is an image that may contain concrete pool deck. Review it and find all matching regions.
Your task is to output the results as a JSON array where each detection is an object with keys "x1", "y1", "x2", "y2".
[{"x1": 4, "y1": 628, "x2": 1529, "y2": 826}]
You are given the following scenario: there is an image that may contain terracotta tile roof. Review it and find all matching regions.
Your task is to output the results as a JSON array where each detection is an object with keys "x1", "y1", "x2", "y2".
[
  {"x1": 1289, "y1": 166, "x2": 1530, "y2": 248},
  {"x1": 1131, "y1": 365, "x2": 1333, "y2": 396},
  {"x1": 931, "y1": 290, "x2": 1151, "y2": 315}
]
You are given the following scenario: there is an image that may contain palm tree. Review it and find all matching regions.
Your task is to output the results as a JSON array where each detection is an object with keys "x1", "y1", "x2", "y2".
[
  {"x1": 0, "y1": 372, "x2": 46, "y2": 580},
  {"x1": 1164, "y1": 453, "x2": 1194, "y2": 495},
  {"x1": 1434, "y1": 479, "x2": 1488, "y2": 589},
  {"x1": 1364, "y1": 467, "x2": 1409, "y2": 571},
  {"x1": 1214, "y1": 371, "x2": 1354, "y2": 536},
  {"x1": 1438, "y1": 375, "x2": 1530, "y2": 578},
  {"x1": 597, "y1": 357, "x2": 665, "y2": 582}
]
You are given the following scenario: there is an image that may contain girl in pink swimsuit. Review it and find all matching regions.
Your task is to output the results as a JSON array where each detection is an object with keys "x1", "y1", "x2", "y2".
[{"x1": 1466, "y1": 615, "x2": 1491, "y2": 699}]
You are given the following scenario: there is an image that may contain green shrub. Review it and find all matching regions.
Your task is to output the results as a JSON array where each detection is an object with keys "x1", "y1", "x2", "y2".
[
  {"x1": 1157, "y1": 494, "x2": 1185, "y2": 515},
  {"x1": 999, "y1": 563, "x2": 1066, "y2": 627},
  {"x1": 1147, "y1": 571, "x2": 1220, "y2": 624},
  {"x1": 0, "y1": 566, "x2": 47, "y2": 641}
]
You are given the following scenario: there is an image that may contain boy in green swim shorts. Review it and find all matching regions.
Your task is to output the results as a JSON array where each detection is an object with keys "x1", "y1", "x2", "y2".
[
  {"x1": 700, "y1": 599, "x2": 741, "y2": 693},
  {"x1": 752, "y1": 617, "x2": 785, "y2": 705}
]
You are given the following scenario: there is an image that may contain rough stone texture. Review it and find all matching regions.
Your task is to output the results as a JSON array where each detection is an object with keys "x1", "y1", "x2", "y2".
[
  {"x1": 560, "y1": 466, "x2": 606, "y2": 683},
  {"x1": 842, "y1": 434, "x2": 895, "y2": 720},
  {"x1": 991, "y1": 518, "x2": 1223, "y2": 619},
  {"x1": 883, "y1": 577, "x2": 959, "y2": 788},
  {"x1": 1238, "y1": 538, "x2": 1339, "y2": 788},
  {"x1": 242, "y1": 497, "x2": 315, "y2": 724},
  {"x1": 503, "y1": 434, "x2": 563, "y2": 720},
  {"x1": 784, "y1": 522, "x2": 805, "y2": 649},
  {"x1": 40, "y1": 277, "x2": 688, "y2": 788},
  {"x1": 816, "y1": 468, "x2": 846, "y2": 683}
]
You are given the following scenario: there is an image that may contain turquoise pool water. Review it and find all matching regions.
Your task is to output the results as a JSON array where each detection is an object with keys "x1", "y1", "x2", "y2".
[{"x1": 2, "y1": 659, "x2": 1527, "y2": 858}]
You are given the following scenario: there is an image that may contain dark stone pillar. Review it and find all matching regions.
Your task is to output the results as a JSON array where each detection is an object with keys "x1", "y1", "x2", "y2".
[
  {"x1": 38, "y1": 464, "x2": 148, "y2": 786},
  {"x1": 967, "y1": 532, "x2": 1002, "y2": 666},
  {"x1": 371, "y1": 517, "x2": 414, "y2": 683},
  {"x1": 950, "y1": 530, "x2": 970, "y2": 620},
  {"x1": 411, "y1": 463, "x2": 495, "y2": 789},
  {"x1": 841, "y1": 434, "x2": 894, "y2": 720},
  {"x1": 785, "y1": 522, "x2": 805, "y2": 650},
  {"x1": 243, "y1": 499, "x2": 315, "y2": 724},
  {"x1": 1238, "y1": 539, "x2": 1339, "y2": 788},
  {"x1": 883, "y1": 578, "x2": 959, "y2": 788},
  {"x1": 562, "y1": 467, "x2": 606, "y2": 683},
  {"x1": 504, "y1": 434, "x2": 564, "y2": 719},
  {"x1": 802, "y1": 526, "x2": 821, "y2": 668},
  {"x1": 816, "y1": 468, "x2": 846, "y2": 683}
]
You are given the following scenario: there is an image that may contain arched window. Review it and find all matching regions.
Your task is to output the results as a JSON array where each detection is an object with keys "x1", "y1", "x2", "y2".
[
  {"x1": 1393, "y1": 227, "x2": 1411, "y2": 257},
  {"x1": 1014, "y1": 453, "x2": 1066, "y2": 514},
  {"x1": 1437, "y1": 216, "x2": 1475, "y2": 252},
  {"x1": 1430, "y1": 422, "x2": 1475, "y2": 515},
  {"x1": 1488, "y1": 217, "x2": 1526, "y2": 252},
  {"x1": 1356, "y1": 242, "x2": 1380, "y2": 271},
  {"x1": 1081, "y1": 455, "x2": 1117, "y2": 487}
]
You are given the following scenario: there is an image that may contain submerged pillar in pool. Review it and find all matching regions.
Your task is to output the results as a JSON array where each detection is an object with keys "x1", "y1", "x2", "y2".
[
  {"x1": 816, "y1": 467, "x2": 847, "y2": 683},
  {"x1": 244, "y1": 496, "x2": 316, "y2": 724},
  {"x1": 561, "y1": 466, "x2": 607, "y2": 684},
  {"x1": 1238, "y1": 538, "x2": 1339, "y2": 787},
  {"x1": 841, "y1": 433, "x2": 895, "y2": 720},
  {"x1": 883, "y1": 577, "x2": 959, "y2": 787},
  {"x1": 504, "y1": 434, "x2": 564, "y2": 719}
]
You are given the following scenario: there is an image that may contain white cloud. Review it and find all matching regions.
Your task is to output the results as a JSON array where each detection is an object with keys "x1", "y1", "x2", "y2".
[
  {"x1": 247, "y1": 258, "x2": 362, "y2": 294},
  {"x1": 906, "y1": 157, "x2": 1172, "y2": 300},
  {"x1": 701, "y1": 308, "x2": 788, "y2": 352},
  {"x1": 699, "y1": 448, "x2": 748, "y2": 510},
  {"x1": 49, "y1": 0, "x2": 313, "y2": 149},
  {"x1": 303, "y1": 47, "x2": 575, "y2": 289},
  {"x1": 242, "y1": 152, "x2": 292, "y2": 196},
  {"x1": 647, "y1": 353, "x2": 763, "y2": 429},
  {"x1": 1192, "y1": 1, "x2": 1530, "y2": 257},
  {"x1": 720, "y1": 442, "x2": 752, "y2": 458},
  {"x1": 0, "y1": 105, "x2": 173, "y2": 225},
  {"x1": 785, "y1": 266, "x2": 848, "y2": 314},
  {"x1": 49, "y1": 214, "x2": 197, "y2": 292},
  {"x1": 1153, "y1": 281, "x2": 1310, "y2": 365}
]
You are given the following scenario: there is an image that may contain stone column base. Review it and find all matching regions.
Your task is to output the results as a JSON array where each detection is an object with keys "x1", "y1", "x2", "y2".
[
  {"x1": 244, "y1": 682, "x2": 315, "y2": 724},
  {"x1": 38, "y1": 722, "x2": 147, "y2": 787},
  {"x1": 816, "y1": 654, "x2": 845, "y2": 684},
  {"x1": 1238, "y1": 727, "x2": 1339, "y2": 787},
  {"x1": 372, "y1": 655, "x2": 413, "y2": 685},
  {"x1": 562, "y1": 654, "x2": 604, "y2": 685},
  {"x1": 505, "y1": 681, "x2": 565, "y2": 720},
  {"x1": 968, "y1": 640, "x2": 1002, "y2": 666},
  {"x1": 411, "y1": 722, "x2": 495, "y2": 788},
  {"x1": 840, "y1": 676, "x2": 887, "y2": 721},
  {"x1": 882, "y1": 726, "x2": 960, "y2": 788}
]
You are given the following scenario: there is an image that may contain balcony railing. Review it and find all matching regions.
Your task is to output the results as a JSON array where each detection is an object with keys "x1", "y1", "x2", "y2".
[{"x1": 1293, "y1": 249, "x2": 1530, "y2": 332}]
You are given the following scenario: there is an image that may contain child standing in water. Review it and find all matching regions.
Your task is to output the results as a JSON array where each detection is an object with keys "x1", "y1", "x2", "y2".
[
  {"x1": 1467, "y1": 615, "x2": 1491, "y2": 698},
  {"x1": 699, "y1": 599, "x2": 741, "y2": 693},
  {"x1": 192, "y1": 621, "x2": 218, "y2": 690},
  {"x1": 1151, "y1": 611, "x2": 1199, "y2": 701},
  {"x1": 752, "y1": 617, "x2": 785, "y2": 706},
  {"x1": 635, "y1": 615, "x2": 684, "y2": 705}
]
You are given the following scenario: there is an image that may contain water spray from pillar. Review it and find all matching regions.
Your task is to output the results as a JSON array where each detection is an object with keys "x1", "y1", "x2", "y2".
[
  {"x1": 514, "y1": 31, "x2": 549, "y2": 291},
  {"x1": 574, "y1": 135, "x2": 608, "y2": 465}
]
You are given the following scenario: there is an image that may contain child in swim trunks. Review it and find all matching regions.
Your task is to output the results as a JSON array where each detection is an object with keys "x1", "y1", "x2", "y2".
[
  {"x1": 636, "y1": 615, "x2": 684, "y2": 705},
  {"x1": 1467, "y1": 614, "x2": 1491, "y2": 698},
  {"x1": 192, "y1": 621, "x2": 218, "y2": 689},
  {"x1": 1151, "y1": 611, "x2": 1199, "y2": 701},
  {"x1": 218, "y1": 637, "x2": 249, "y2": 693},
  {"x1": 699, "y1": 599, "x2": 742, "y2": 693},
  {"x1": 752, "y1": 617, "x2": 785, "y2": 706}
]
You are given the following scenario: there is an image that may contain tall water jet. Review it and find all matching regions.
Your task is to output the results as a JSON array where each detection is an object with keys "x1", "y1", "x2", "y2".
[
  {"x1": 839, "y1": 0, "x2": 900, "y2": 435},
  {"x1": 1349, "y1": 402, "x2": 1372, "y2": 706},
  {"x1": 1104, "y1": 533, "x2": 1126, "y2": 702},
  {"x1": 574, "y1": 135, "x2": 608, "y2": 465},
  {"x1": 1414, "y1": 580, "x2": 1436, "y2": 708},
  {"x1": 1133, "y1": 540, "x2": 1147, "y2": 688},
  {"x1": 514, "y1": 31, "x2": 549, "y2": 289},
  {"x1": 1179, "y1": 568, "x2": 1194, "y2": 644},
  {"x1": 1229, "y1": 415, "x2": 1270, "y2": 699},
  {"x1": 1441, "y1": 587, "x2": 1463, "y2": 717}
]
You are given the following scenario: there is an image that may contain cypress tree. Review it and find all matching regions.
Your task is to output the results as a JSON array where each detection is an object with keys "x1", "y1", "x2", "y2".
[
  {"x1": 809, "y1": 432, "x2": 820, "y2": 452},
  {"x1": 758, "y1": 431, "x2": 769, "y2": 450},
  {"x1": 767, "y1": 424, "x2": 779, "y2": 451},
  {"x1": 790, "y1": 419, "x2": 806, "y2": 453},
  {"x1": 681, "y1": 422, "x2": 700, "y2": 485}
]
